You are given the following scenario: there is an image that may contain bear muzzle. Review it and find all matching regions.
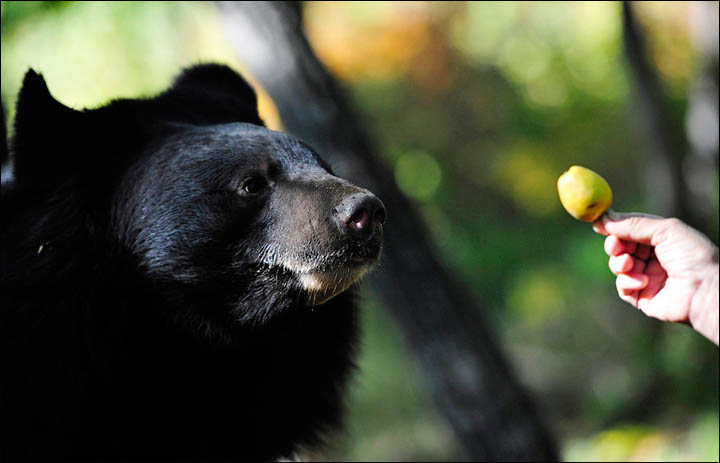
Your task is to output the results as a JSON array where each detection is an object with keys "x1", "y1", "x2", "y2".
[{"x1": 332, "y1": 192, "x2": 386, "y2": 243}]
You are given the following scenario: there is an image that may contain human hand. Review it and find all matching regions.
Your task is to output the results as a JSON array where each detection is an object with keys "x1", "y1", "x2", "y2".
[{"x1": 593, "y1": 211, "x2": 719, "y2": 345}]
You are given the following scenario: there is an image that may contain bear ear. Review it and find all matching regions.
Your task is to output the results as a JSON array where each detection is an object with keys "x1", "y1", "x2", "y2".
[
  {"x1": 157, "y1": 63, "x2": 264, "y2": 127},
  {"x1": 12, "y1": 69, "x2": 85, "y2": 188}
]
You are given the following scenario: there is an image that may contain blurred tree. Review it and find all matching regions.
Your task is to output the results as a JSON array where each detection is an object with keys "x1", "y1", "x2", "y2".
[
  {"x1": 622, "y1": 1, "x2": 715, "y2": 236},
  {"x1": 1, "y1": 100, "x2": 6, "y2": 166},
  {"x1": 213, "y1": 1, "x2": 558, "y2": 460},
  {"x1": 685, "y1": 1, "x2": 719, "y2": 240}
]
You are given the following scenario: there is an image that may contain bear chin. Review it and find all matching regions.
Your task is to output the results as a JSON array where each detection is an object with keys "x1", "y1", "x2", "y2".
[{"x1": 299, "y1": 263, "x2": 372, "y2": 306}]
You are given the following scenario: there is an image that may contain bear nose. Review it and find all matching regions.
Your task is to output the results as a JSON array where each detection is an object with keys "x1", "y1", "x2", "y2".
[{"x1": 334, "y1": 193, "x2": 386, "y2": 240}]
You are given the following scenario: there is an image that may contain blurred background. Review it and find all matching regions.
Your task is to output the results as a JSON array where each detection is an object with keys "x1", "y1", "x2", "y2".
[{"x1": 2, "y1": 1, "x2": 718, "y2": 461}]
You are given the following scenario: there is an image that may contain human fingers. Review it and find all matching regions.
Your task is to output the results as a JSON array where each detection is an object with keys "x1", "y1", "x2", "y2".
[
  {"x1": 616, "y1": 251, "x2": 649, "y2": 294},
  {"x1": 625, "y1": 240, "x2": 637, "y2": 255},
  {"x1": 604, "y1": 234, "x2": 625, "y2": 256},
  {"x1": 630, "y1": 249, "x2": 648, "y2": 274},
  {"x1": 636, "y1": 259, "x2": 667, "y2": 314},
  {"x1": 635, "y1": 243, "x2": 652, "y2": 261},
  {"x1": 617, "y1": 272, "x2": 649, "y2": 291},
  {"x1": 616, "y1": 277, "x2": 639, "y2": 307},
  {"x1": 593, "y1": 216, "x2": 609, "y2": 235},
  {"x1": 601, "y1": 211, "x2": 668, "y2": 246},
  {"x1": 609, "y1": 253, "x2": 634, "y2": 274},
  {"x1": 603, "y1": 234, "x2": 638, "y2": 257}
]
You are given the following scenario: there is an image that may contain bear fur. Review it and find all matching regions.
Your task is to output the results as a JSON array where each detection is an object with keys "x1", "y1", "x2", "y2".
[{"x1": 0, "y1": 64, "x2": 384, "y2": 461}]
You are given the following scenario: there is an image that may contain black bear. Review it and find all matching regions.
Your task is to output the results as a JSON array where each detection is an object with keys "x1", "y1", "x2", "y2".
[{"x1": 0, "y1": 64, "x2": 385, "y2": 461}]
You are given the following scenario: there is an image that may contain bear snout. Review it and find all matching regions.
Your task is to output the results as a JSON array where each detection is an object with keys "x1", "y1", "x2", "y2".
[{"x1": 332, "y1": 192, "x2": 386, "y2": 242}]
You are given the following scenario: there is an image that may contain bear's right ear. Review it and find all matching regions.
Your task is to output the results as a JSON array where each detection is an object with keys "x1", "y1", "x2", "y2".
[
  {"x1": 12, "y1": 69, "x2": 85, "y2": 188},
  {"x1": 155, "y1": 63, "x2": 265, "y2": 127}
]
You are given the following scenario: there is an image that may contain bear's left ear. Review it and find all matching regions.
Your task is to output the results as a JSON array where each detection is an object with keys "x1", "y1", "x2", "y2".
[
  {"x1": 155, "y1": 63, "x2": 265, "y2": 127},
  {"x1": 12, "y1": 69, "x2": 86, "y2": 189}
]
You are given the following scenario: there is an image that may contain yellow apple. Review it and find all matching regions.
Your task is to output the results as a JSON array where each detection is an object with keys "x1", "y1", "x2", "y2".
[{"x1": 557, "y1": 165, "x2": 612, "y2": 222}]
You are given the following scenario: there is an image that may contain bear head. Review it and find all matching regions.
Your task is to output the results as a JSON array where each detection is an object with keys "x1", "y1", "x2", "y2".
[{"x1": 9, "y1": 64, "x2": 385, "y2": 337}]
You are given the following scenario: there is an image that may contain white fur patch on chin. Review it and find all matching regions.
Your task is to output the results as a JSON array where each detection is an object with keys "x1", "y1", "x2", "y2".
[{"x1": 299, "y1": 265, "x2": 370, "y2": 306}]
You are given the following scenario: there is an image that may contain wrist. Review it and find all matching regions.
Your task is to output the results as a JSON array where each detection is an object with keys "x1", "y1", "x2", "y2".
[{"x1": 689, "y1": 257, "x2": 719, "y2": 346}]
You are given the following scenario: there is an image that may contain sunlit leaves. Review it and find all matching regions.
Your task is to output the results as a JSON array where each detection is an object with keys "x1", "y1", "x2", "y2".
[{"x1": 394, "y1": 150, "x2": 442, "y2": 201}]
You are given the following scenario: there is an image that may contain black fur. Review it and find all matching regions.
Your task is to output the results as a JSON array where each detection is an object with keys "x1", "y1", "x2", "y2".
[{"x1": 1, "y1": 64, "x2": 383, "y2": 461}]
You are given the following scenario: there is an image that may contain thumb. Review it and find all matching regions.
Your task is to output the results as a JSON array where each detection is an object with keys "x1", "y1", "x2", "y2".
[{"x1": 600, "y1": 210, "x2": 669, "y2": 245}]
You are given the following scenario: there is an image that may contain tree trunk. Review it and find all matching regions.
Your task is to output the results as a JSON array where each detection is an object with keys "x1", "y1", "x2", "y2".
[
  {"x1": 621, "y1": 1, "x2": 711, "y2": 234},
  {"x1": 685, "y1": 1, "x2": 719, "y2": 239},
  {"x1": 214, "y1": 2, "x2": 558, "y2": 460}
]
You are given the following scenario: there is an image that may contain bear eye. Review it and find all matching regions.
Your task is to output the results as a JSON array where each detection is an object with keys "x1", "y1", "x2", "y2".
[{"x1": 240, "y1": 176, "x2": 267, "y2": 195}]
